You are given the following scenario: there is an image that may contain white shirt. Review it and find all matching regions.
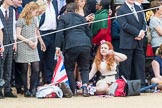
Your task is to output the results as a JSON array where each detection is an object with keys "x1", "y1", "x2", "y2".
[
  {"x1": 57, "y1": 0, "x2": 66, "y2": 13},
  {"x1": 0, "y1": 19, "x2": 4, "y2": 29},
  {"x1": 134, "y1": 1, "x2": 141, "y2": 8},
  {"x1": 0, "y1": 6, "x2": 16, "y2": 40},
  {"x1": 125, "y1": 1, "x2": 134, "y2": 11},
  {"x1": 0, "y1": 6, "x2": 16, "y2": 41},
  {"x1": 39, "y1": 1, "x2": 57, "y2": 31}
]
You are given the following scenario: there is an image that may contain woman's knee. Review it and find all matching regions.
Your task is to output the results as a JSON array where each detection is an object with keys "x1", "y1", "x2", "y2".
[
  {"x1": 96, "y1": 83, "x2": 109, "y2": 93},
  {"x1": 151, "y1": 77, "x2": 162, "y2": 84}
]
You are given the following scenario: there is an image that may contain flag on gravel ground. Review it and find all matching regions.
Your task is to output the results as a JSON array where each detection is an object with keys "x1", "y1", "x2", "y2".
[{"x1": 51, "y1": 56, "x2": 69, "y2": 86}]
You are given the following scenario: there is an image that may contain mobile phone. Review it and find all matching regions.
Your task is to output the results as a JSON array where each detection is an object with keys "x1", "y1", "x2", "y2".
[{"x1": 90, "y1": 13, "x2": 95, "y2": 17}]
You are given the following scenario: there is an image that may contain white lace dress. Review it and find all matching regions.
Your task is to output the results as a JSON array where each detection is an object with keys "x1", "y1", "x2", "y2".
[{"x1": 89, "y1": 60, "x2": 117, "y2": 84}]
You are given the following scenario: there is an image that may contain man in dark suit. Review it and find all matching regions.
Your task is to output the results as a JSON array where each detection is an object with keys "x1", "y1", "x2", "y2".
[
  {"x1": 135, "y1": 0, "x2": 148, "y2": 57},
  {"x1": 117, "y1": 0, "x2": 146, "y2": 86},
  {"x1": 38, "y1": 0, "x2": 58, "y2": 84}
]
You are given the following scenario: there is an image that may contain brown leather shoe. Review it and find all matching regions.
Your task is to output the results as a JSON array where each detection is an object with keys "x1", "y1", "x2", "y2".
[{"x1": 58, "y1": 82, "x2": 73, "y2": 98}]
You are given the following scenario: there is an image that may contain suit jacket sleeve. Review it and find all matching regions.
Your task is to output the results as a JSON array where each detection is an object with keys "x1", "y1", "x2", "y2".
[
  {"x1": 112, "y1": 20, "x2": 120, "y2": 40},
  {"x1": 85, "y1": 24, "x2": 93, "y2": 40},
  {"x1": 117, "y1": 8, "x2": 140, "y2": 37},
  {"x1": 55, "y1": 15, "x2": 66, "y2": 50},
  {"x1": 141, "y1": 14, "x2": 147, "y2": 31}
]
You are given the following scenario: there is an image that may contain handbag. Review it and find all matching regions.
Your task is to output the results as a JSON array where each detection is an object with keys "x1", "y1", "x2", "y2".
[
  {"x1": 121, "y1": 76, "x2": 141, "y2": 96},
  {"x1": 126, "y1": 80, "x2": 141, "y2": 96},
  {"x1": 114, "y1": 79, "x2": 126, "y2": 97}
]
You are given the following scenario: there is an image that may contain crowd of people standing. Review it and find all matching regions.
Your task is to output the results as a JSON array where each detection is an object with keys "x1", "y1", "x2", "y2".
[{"x1": 0, "y1": 0, "x2": 161, "y2": 99}]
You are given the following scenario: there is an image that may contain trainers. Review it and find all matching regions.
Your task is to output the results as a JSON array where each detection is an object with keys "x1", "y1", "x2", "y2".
[{"x1": 58, "y1": 82, "x2": 73, "y2": 98}]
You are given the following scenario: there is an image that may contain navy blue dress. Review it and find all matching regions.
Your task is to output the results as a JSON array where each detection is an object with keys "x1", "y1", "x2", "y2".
[{"x1": 154, "y1": 56, "x2": 162, "y2": 75}]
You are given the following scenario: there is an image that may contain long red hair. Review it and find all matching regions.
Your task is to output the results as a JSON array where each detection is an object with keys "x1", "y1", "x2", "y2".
[{"x1": 94, "y1": 41, "x2": 115, "y2": 71}]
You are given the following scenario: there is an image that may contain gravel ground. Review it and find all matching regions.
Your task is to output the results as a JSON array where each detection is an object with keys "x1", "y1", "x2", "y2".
[{"x1": 0, "y1": 92, "x2": 162, "y2": 108}]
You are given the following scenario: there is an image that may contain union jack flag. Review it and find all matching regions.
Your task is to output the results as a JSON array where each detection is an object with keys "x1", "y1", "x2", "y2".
[{"x1": 51, "y1": 56, "x2": 69, "y2": 86}]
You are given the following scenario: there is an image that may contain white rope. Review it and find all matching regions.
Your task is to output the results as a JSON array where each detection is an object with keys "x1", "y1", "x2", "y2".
[{"x1": 3, "y1": 6, "x2": 159, "y2": 48}]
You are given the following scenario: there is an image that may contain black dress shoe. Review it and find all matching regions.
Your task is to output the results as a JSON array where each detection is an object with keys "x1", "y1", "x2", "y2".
[
  {"x1": 82, "y1": 86, "x2": 89, "y2": 97},
  {"x1": 4, "y1": 92, "x2": 17, "y2": 98},
  {"x1": 24, "y1": 90, "x2": 32, "y2": 97},
  {"x1": 30, "y1": 88, "x2": 37, "y2": 97},
  {"x1": 11, "y1": 81, "x2": 16, "y2": 87},
  {"x1": 17, "y1": 88, "x2": 24, "y2": 94},
  {"x1": 0, "y1": 91, "x2": 4, "y2": 99},
  {"x1": 73, "y1": 89, "x2": 78, "y2": 96}
]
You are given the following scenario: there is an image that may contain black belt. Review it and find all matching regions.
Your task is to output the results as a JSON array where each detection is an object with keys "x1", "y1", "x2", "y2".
[{"x1": 100, "y1": 74, "x2": 116, "y2": 79}]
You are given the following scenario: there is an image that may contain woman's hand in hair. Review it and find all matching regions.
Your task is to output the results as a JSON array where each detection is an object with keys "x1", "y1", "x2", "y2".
[{"x1": 107, "y1": 50, "x2": 114, "y2": 55}]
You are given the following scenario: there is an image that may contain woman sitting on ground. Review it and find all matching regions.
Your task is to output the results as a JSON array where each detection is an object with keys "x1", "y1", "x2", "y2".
[
  {"x1": 151, "y1": 44, "x2": 162, "y2": 89},
  {"x1": 89, "y1": 40, "x2": 127, "y2": 95}
]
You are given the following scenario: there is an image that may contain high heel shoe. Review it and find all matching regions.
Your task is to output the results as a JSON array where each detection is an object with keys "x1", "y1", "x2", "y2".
[{"x1": 82, "y1": 86, "x2": 89, "y2": 97}]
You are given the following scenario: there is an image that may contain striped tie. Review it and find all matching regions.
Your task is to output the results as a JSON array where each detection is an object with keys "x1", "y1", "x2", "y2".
[{"x1": 5, "y1": 10, "x2": 8, "y2": 21}]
